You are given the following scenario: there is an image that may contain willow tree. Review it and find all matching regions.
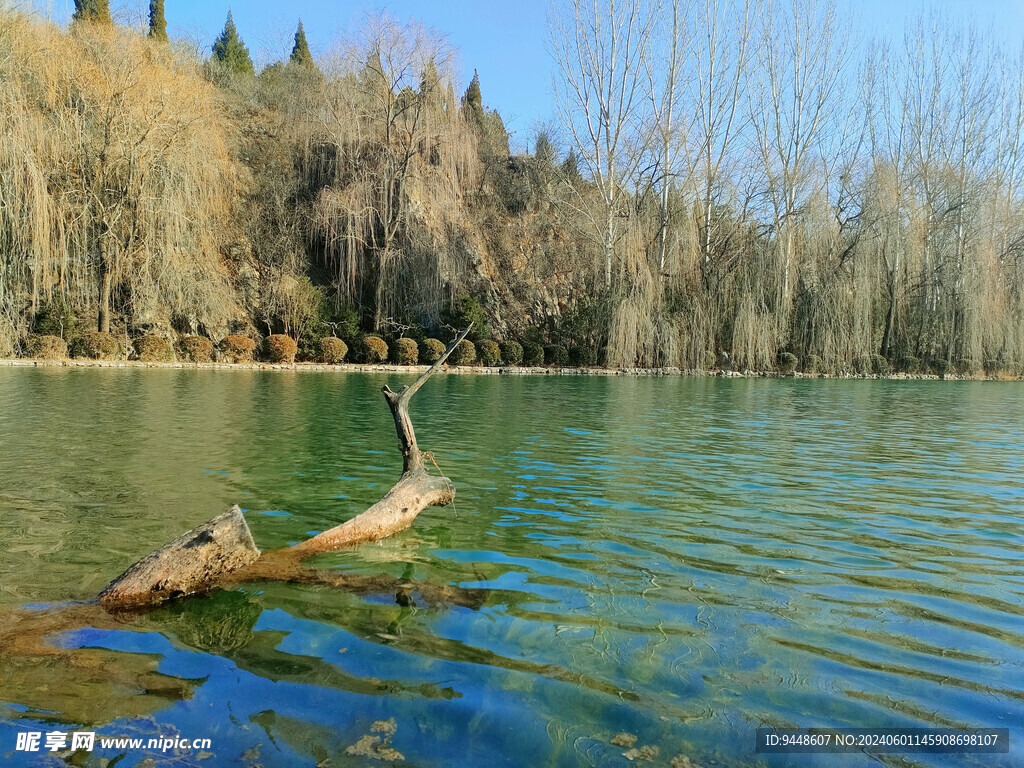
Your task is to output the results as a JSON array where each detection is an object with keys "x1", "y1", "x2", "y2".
[
  {"x1": 0, "y1": 18, "x2": 236, "y2": 339},
  {"x1": 312, "y1": 15, "x2": 475, "y2": 330},
  {"x1": 862, "y1": 42, "x2": 915, "y2": 361}
]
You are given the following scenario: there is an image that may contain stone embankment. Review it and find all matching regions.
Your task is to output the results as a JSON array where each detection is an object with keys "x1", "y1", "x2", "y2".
[{"x1": 1, "y1": 358, "x2": 1014, "y2": 380}]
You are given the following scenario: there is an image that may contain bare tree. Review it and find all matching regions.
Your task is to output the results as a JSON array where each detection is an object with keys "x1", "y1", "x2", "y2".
[
  {"x1": 749, "y1": 0, "x2": 851, "y2": 310},
  {"x1": 645, "y1": 0, "x2": 689, "y2": 275},
  {"x1": 863, "y1": 41, "x2": 913, "y2": 359},
  {"x1": 688, "y1": 0, "x2": 755, "y2": 278},
  {"x1": 549, "y1": 0, "x2": 658, "y2": 290}
]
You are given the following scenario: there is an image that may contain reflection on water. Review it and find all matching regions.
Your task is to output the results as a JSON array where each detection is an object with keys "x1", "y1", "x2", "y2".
[{"x1": 0, "y1": 369, "x2": 1022, "y2": 767}]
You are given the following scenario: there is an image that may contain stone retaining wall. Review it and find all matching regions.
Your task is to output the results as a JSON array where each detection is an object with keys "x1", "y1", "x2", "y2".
[{"x1": 1, "y1": 357, "x2": 1014, "y2": 380}]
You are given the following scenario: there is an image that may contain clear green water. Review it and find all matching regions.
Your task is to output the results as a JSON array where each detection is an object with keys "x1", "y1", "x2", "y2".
[{"x1": 0, "y1": 369, "x2": 1022, "y2": 767}]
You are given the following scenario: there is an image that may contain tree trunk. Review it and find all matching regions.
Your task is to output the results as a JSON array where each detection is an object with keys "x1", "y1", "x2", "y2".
[
  {"x1": 881, "y1": 283, "x2": 897, "y2": 358},
  {"x1": 97, "y1": 241, "x2": 112, "y2": 334},
  {"x1": 98, "y1": 325, "x2": 475, "y2": 610},
  {"x1": 605, "y1": 211, "x2": 614, "y2": 291},
  {"x1": 99, "y1": 507, "x2": 260, "y2": 608}
]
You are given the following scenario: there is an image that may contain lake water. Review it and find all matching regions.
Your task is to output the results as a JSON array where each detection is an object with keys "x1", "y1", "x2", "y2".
[{"x1": 0, "y1": 369, "x2": 1021, "y2": 767}]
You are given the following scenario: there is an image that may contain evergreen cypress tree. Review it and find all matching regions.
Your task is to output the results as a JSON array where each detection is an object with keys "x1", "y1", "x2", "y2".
[
  {"x1": 72, "y1": 0, "x2": 112, "y2": 25},
  {"x1": 212, "y1": 11, "x2": 254, "y2": 76},
  {"x1": 461, "y1": 69, "x2": 509, "y2": 159},
  {"x1": 463, "y1": 69, "x2": 482, "y2": 113},
  {"x1": 148, "y1": 0, "x2": 168, "y2": 42},
  {"x1": 534, "y1": 131, "x2": 556, "y2": 166},
  {"x1": 561, "y1": 149, "x2": 582, "y2": 184},
  {"x1": 289, "y1": 20, "x2": 313, "y2": 68},
  {"x1": 359, "y1": 49, "x2": 388, "y2": 103},
  {"x1": 419, "y1": 59, "x2": 441, "y2": 98},
  {"x1": 419, "y1": 59, "x2": 444, "y2": 117}
]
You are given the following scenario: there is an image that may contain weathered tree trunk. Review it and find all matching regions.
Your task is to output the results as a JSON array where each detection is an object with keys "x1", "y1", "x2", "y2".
[
  {"x1": 97, "y1": 325, "x2": 474, "y2": 610},
  {"x1": 97, "y1": 243, "x2": 112, "y2": 334},
  {"x1": 99, "y1": 507, "x2": 260, "y2": 608}
]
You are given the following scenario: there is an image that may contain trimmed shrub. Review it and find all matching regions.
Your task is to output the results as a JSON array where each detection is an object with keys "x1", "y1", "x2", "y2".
[
  {"x1": 569, "y1": 345, "x2": 595, "y2": 366},
  {"x1": 135, "y1": 335, "x2": 173, "y2": 362},
  {"x1": 26, "y1": 334, "x2": 68, "y2": 360},
  {"x1": 449, "y1": 339, "x2": 477, "y2": 366},
  {"x1": 265, "y1": 334, "x2": 298, "y2": 364},
  {"x1": 929, "y1": 359, "x2": 950, "y2": 377},
  {"x1": 870, "y1": 354, "x2": 891, "y2": 376},
  {"x1": 221, "y1": 335, "x2": 257, "y2": 363},
  {"x1": 803, "y1": 354, "x2": 822, "y2": 374},
  {"x1": 319, "y1": 337, "x2": 348, "y2": 364},
  {"x1": 897, "y1": 355, "x2": 920, "y2": 374},
  {"x1": 702, "y1": 350, "x2": 717, "y2": 370},
  {"x1": 776, "y1": 351, "x2": 798, "y2": 374},
  {"x1": 178, "y1": 335, "x2": 214, "y2": 363},
  {"x1": 361, "y1": 335, "x2": 388, "y2": 363},
  {"x1": 499, "y1": 340, "x2": 523, "y2": 366},
  {"x1": 391, "y1": 337, "x2": 419, "y2": 365},
  {"x1": 477, "y1": 339, "x2": 501, "y2": 366},
  {"x1": 954, "y1": 358, "x2": 979, "y2": 376},
  {"x1": 420, "y1": 338, "x2": 446, "y2": 364},
  {"x1": 544, "y1": 344, "x2": 569, "y2": 366},
  {"x1": 852, "y1": 355, "x2": 871, "y2": 375},
  {"x1": 522, "y1": 341, "x2": 544, "y2": 366},
  {"x1": 499, "y1": 342, "x2": 524, "y2": 368},
  {"x1": 81, "y1": 331, "x2": 121, "y2": 360},
  {"x1": 296, "y1": 333, "x2": 320, "y2": 363}
]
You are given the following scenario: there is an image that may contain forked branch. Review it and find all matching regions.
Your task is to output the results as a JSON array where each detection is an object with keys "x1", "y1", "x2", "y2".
[{"x1": 382, "y1": 323, "x2": 472, "y2": 473}]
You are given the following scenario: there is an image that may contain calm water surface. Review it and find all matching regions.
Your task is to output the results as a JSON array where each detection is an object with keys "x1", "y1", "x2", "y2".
[{"x1": 0, "y1": 369, "x2": 1022, "y2": 767}]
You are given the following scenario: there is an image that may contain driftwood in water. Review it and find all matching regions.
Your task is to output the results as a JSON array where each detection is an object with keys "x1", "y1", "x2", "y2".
[
  {"x1": 98, "y1": 507, "x2": 260, "y2": 608},
  {"x1": 98, "y1": 326, "x2": 474, "y2": 610}
]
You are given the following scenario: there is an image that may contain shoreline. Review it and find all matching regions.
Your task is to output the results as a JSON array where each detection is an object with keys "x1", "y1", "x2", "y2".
[{"x1": 0, "y1": 357, "x2": 1018, "y2": 381}]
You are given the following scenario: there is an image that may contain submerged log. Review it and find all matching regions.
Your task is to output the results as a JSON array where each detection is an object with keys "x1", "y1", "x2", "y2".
[
  {"x1": 98, "y1": 326, "x2": 474, "y2": 610},
  {"x1": 99, "y1": 506, "x2": 259, "y2": 608}
]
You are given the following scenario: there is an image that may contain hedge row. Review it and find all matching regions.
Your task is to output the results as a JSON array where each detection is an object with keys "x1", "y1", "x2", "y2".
[
  {"x1": 22, "y1": 332, "x2": 1017, "y2": 374},
  {"x1": 18, "y1": 332, "x2": 607, "y2": 368}
]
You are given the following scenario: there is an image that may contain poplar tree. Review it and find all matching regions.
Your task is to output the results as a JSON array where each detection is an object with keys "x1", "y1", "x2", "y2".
[
  {"x1": 289, "y1": 20, "x2": 313, "y2": 67},
  {"x1": 148, "y1": 0, "x2": 167, "y2": 42},
  {"x1": 72, "y1": 0, "x2": 112, "y2": 25},
  {"x1": 212, "y1": 11, "x2": 254, "y2": 76}
]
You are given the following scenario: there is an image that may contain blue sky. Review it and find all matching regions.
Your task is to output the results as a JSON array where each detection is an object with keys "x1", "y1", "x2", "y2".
[{"x1": 28, "y1": 1, "x2": 1024, "y2": 149}]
